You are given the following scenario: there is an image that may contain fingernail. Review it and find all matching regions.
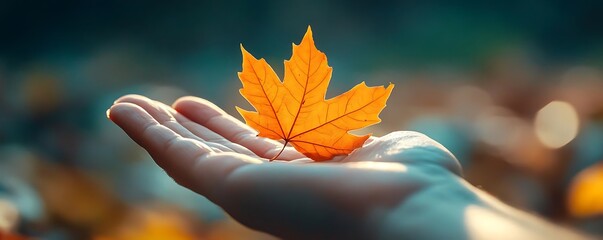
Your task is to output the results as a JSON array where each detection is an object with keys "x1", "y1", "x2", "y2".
[{"x1": 106, "y1": 108, "x2": 111, "y2": 119}]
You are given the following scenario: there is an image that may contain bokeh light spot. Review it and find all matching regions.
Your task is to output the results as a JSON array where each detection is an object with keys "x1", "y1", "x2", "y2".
[{"x1": 534, "y1": 101, "x2": 579, "y2": 149}]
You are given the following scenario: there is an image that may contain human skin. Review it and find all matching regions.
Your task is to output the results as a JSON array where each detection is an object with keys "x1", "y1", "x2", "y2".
[{"x1": 108, "y1": 95, "x2": 589, "y2": 240}]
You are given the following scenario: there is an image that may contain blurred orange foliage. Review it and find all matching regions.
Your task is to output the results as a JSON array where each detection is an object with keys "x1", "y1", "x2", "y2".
[{"x1": 568, "y1": 163, "x2": 603, "y2": 218}]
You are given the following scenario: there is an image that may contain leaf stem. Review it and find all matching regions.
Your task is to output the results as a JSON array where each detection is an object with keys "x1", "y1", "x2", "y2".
[{"x1": 270, "y1": 140, "x2": 289, "y2": 161}]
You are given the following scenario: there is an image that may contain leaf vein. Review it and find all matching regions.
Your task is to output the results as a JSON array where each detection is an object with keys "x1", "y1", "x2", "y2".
[{"x1": 290, "y1": 90, "x2": 389, "y2": 139}]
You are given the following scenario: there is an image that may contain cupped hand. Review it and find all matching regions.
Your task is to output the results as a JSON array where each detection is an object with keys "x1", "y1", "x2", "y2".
[{"x1": 108, "y1": 94, "x2": 465, "y2": 239}]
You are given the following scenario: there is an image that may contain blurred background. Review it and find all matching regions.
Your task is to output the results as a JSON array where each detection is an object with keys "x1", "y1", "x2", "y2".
[{"x1": 1, "y1": 0, "x2": 603, "y2": 239}]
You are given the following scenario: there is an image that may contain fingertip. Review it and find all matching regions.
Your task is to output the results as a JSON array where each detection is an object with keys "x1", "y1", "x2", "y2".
[
  {"x1": 173, "y1": 96, "x2": 227, "y2": 122},
  {"x1": 107, "y1": 102, "x2": 127, "y2": 121},
  {"x1": 113, "y1": 94, "x2": 144, "y2": 104},
  {"x1": 114, "y1": 94, "x2": 148, "y2": 104},
  {"x1": 172, "y1": 96, "x2": 199, "y2": 108},
  {"x1": 108, "y1": 102, "x2": 146, "y2": 125},
  {"x1": 172, "y1": 99, "x2": 192, "y2": 117},
  {"x1": 173, "y1": 96, "x2": 219, "y2": 112}
]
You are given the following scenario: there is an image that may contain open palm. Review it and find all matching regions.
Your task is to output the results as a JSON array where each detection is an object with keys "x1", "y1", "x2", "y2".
[{"x1": 109, "y1": 95, "x2": 465, "y2": 239}]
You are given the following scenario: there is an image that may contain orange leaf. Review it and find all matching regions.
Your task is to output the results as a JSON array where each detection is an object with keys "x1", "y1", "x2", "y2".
[{"x1": 237, "y1": 26, "x2": 394, "y2": 161}]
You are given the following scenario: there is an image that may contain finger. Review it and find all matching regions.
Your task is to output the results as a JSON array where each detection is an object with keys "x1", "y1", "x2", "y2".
[
  {"x1": 159, "y1": 101, "x2": 259, "y2": 157},
  {"x1": 173, "y1": 96, "x2": 304, "y2": 160},
  {"x1": 108, "y1": 102, "x2": 261, "y2": 199},
  {"x1": 115, "y1": 95, "x2": 242, "y2": 154},
  {"x1": 115, "y1": 95, "x2": 205, "y2": 141},
  {"x1": 108, "y1": 102, "x2": 211, "y2": 182}
]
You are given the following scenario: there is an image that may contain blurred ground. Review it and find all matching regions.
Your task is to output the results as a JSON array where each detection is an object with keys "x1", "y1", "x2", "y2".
[{"x1": 1, "y1": 1, "x2": 603, "y2": 239}]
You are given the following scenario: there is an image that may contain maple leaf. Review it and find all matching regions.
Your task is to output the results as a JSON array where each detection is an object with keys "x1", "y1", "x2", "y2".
[{"x1": 236, "y1": 26, "x2": 394, "y2": 161}]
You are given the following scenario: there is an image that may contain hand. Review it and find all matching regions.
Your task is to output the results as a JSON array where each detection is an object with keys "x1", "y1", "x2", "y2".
[{"x1": 108, "y1": 95, "x2": 587, "y2": 240}]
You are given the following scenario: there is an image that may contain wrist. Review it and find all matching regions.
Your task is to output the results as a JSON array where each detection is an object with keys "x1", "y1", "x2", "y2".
[
  {"x1": 369, "y1": 176, "x2": 482, "y2": 240},
  {"x1": 366, "y1": 174, "x2": 588, "y2": 240}
]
